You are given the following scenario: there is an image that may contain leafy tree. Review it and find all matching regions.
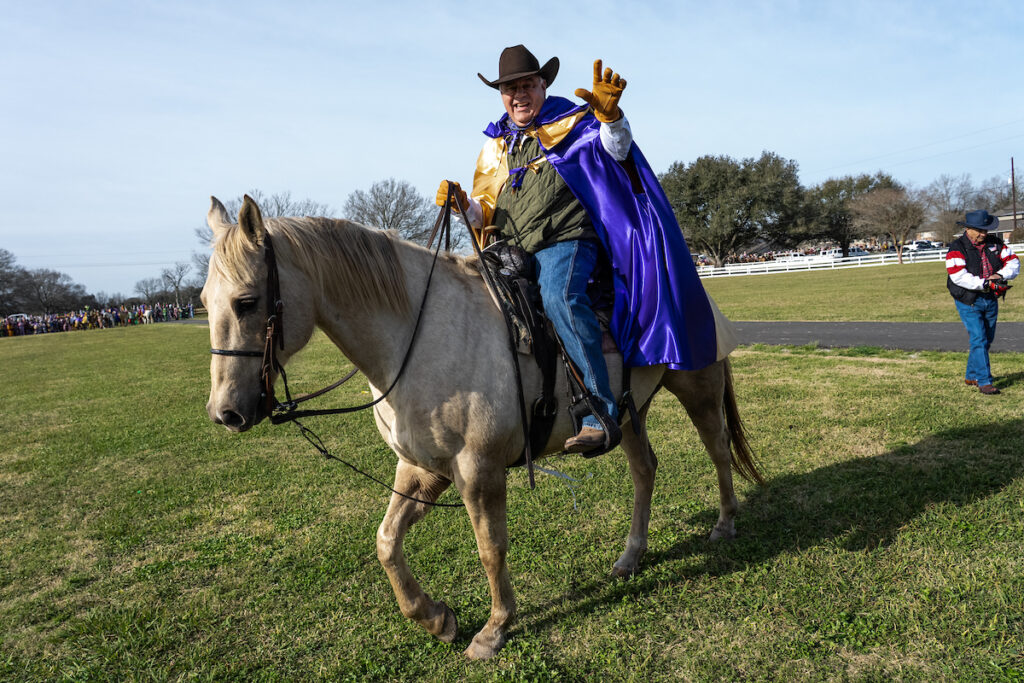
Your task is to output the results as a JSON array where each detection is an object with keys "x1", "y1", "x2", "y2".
[
  {"x1": 21, "y1": 269, "x2": 87, "y2": 314},
  {"x1": 0, "y1": 248, "x2": 27, "y2": 316},
  {"x1": 660, "y1": 152, "x2": 803, "y2": 267},
  {"x1": 804, "y1": 173, "x2": 899, "y2": 256},
  {"x1": 344, "y1": 178, "x2": 461, "y2": 249},
  {"x1": 851, "y1": 188, "x2": 927, "y2": 263}
]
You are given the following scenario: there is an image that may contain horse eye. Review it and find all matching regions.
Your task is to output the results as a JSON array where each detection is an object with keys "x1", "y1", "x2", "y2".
[{"x1": 234, "y1": 297, "x2": 259, "y2": 315}]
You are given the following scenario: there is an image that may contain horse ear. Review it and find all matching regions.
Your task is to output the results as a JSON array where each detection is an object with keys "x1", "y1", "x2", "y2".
[
  {"x1": 238, "y1": 194, "x2": 267, "y2": 246},
  {"x1": 207, "y1": 196, "x2": 232, "y2": 237}
]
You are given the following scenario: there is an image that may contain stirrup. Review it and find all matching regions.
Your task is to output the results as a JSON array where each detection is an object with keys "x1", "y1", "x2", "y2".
[{"x1": 579, "y1": 419, "x2": 622, "y2": 458}]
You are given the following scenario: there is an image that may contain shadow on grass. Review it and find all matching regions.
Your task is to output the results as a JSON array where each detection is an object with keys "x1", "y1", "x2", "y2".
[
  {"x1": 523, "y1": 416, "x2": 1024, "y2": 635},
  {"x1": 995, "y1": 370, "x2": 1024, "y2": 389}
]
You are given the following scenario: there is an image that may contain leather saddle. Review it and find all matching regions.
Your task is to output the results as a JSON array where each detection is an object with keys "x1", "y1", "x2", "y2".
[{"x1": 479, "y1": 241, "x2": 629, "y2": 461}]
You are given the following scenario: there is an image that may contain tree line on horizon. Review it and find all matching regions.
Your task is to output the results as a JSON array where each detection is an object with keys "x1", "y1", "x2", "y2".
[
  {"x1": 659, "y1": 152, "x2": 1024, "y2": 267},
  {"x1": 5, "y1": 157, "x2": 1022, "y2": 316}
]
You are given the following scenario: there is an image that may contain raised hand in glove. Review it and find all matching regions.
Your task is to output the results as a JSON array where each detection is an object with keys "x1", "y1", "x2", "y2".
[
  {"x1": 435, "y1": 180, "x2": 469, "y2": 213},
  {"x1": 574, "y1": 59, "x2": 626, "y2": 123}
]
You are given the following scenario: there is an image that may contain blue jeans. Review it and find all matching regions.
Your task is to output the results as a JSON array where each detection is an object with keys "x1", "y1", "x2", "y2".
[
  {"x1": 534, "y1": 239, "x2": 617, "y2": 430},
  {"x1": 954, "y1": 297, "x2": 999, "y2": 386}
]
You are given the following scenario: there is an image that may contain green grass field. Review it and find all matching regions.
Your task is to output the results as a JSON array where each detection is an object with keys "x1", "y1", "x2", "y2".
[
  {"x1": 2, "y1": 264, "x2": 1023, "y2": 681},
  {"x1": 704, "y1": 261, "x2": 1024, "y2": 322}
]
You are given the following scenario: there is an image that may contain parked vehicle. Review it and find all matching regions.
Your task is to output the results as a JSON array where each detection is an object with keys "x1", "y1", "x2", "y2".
[
  {"x1": 775, "y1": 251, "x2": 809, "y2": 261},
  {"x1": 817, "y1": 247, "x2": 870, "y2": 259},
  {"x1": 903, "y1": 240, "x2": 934, "y2": 251}
]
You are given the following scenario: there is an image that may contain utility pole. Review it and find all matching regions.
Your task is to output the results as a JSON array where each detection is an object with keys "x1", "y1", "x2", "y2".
[{"x1": 1013, "y1": 157, "x2": 1018, "y2": 234}]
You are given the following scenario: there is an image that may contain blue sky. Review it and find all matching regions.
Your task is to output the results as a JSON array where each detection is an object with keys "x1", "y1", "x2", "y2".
[{"x1": 2, "y1": 0, "x2": 1021, "y2": 296}]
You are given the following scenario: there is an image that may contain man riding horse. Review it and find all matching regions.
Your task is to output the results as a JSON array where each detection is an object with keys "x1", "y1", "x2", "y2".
[{"x1": 437, "y1": 45, "x2": 725, "y2": 454}]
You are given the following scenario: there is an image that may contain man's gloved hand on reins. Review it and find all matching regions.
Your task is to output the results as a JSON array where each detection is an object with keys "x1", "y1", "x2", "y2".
[{"x1": 435, "y1": 180, "x2": 469, "y2": 213}]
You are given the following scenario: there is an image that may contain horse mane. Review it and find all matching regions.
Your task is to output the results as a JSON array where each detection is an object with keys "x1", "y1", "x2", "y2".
[{"x1": 210, "y1": 216, "x2": 412, "y2": 313}]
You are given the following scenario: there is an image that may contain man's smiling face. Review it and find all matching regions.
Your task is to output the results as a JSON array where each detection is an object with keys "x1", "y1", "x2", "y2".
[{"x1": 500, "y1": 76, "x2": 546, "y2": 127}]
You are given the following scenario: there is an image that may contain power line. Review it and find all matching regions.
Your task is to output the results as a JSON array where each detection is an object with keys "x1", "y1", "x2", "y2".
[{"x1": 810, "y1": 118, "x2": 1024, "y2": 175}]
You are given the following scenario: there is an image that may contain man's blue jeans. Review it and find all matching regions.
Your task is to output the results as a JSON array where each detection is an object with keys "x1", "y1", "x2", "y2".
[
  {"x1": 954, "y1": 297, "x2": 999, "y2": 386},
  {"x1": 534, "y1": 239, "x2": 617, "y2": 430}
]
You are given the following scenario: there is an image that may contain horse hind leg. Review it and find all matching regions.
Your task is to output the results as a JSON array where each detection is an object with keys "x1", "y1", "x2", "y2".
[
  {"x1": 376, "y1": 460, "x2": 458, "y2": 643},
  {"x1": 613, "y1": 403, "x2": 657, "y2": 577},
  {"x1": 663, "y1": 360, "x2": 751, "y2": 542}
]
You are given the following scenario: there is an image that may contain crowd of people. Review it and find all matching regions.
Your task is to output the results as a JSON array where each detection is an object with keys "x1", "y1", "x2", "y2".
[
  {"x1": 1, "y1": 303, "x2": 194, "y2": 337},
  {"x1": 693, "y1": 248, "x2": 821, "y2": 266},
  {"x1": 693, "y1": 243, "x2": 906, "y2": 267}
]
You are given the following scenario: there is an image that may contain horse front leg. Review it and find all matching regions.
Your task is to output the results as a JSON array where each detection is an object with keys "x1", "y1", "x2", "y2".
[
  {"x1": 613, "y1": 404, "x2": 657, "y2": 577},
  {"x1": 376, "y1": 460, "x2": 458, "y2": 643},
  {"x1": 455, "y1": 462, "x2": 515, "y2": 660}
]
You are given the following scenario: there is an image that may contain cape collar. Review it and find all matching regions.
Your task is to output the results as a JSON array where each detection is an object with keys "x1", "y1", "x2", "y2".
[{"x1": 483, "y1": 96, "x2": 589, "y2": 139}]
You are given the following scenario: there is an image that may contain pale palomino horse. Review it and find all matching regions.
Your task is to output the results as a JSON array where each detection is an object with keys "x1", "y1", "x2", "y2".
[{"x1": 203, "y1": 196, "x2": 763, "y2": 660}]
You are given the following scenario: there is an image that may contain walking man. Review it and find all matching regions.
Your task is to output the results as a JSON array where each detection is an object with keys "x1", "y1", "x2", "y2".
[{"x1": 945, "y1": 209, "x2": 1020, "y2": 394}]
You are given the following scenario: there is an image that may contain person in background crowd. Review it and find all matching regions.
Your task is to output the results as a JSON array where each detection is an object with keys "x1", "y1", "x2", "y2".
[{"x1": 945, "y1": 209, "x2": 1020, "y2": 395}]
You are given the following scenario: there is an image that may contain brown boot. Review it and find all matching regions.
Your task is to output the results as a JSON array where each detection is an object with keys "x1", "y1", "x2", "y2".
[
  {"x1": 965, "y1": 379, "x2": 978, "y2": 386},
  {"x1": 979, "y1": 384, "x2": 1000, "y2": 395},
  {"x1": 564, "y1": 426, "x2": 606, "y2": 454}
]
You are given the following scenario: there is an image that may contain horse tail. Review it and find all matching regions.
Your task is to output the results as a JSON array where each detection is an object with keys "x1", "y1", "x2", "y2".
[{"x1": 723, "y1": 358, "x2": 764, "y2": 485}]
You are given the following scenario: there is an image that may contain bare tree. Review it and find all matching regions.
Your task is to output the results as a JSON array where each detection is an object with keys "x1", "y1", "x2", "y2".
[
  {"x1": 192, "y1": 250, "x2": 210, "y2": 280},
  {"x1": 134, "y1": 277, "x2": 162, "y2": 302},
  {"x1": 924, "y1": 173, "x2": 976, "y2": 214},
  {"x1": 973, "y1": 172, "x2": 1023, "y2": 212},
  {"x1": 851, "y1": 188, "x2": 927, "y2": 263},
  {"x1": 161, "y1": 262, "x2": 191, "y2": 307},
  {"x1": 193, "y1": 189, "x2": 335, "y2": 272},
  {"x1": 344, "y1": 178, "x2": 462, "y2": 250}
]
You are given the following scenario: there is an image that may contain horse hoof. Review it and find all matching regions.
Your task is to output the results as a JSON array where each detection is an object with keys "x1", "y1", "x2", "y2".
[
  {"x1": 435, "y1": 601, "x2": 458, "y2": 644},
  {"x1": 709, "y1": 525, "x2": 735, "y2": 542},
  {"x1": 611, "y1": 562, "x2": 638, "y2": 578},
  {"x1": 464, "y1": 631, "x2": 505, "y2": 660}
]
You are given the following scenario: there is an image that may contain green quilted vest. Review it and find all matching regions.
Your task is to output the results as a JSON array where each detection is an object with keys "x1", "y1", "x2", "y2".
[{"x1": 492, "y1": 135, "x2": 595, "y2": 253}]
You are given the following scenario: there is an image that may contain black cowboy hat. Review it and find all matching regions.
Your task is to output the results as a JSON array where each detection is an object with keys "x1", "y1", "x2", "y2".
[
  {"x1": 478, "y1": 44, "x2": 558, "y2": 89},
  {"x1": 957, "y1": 209, "x2": 999, "y2": 230}
]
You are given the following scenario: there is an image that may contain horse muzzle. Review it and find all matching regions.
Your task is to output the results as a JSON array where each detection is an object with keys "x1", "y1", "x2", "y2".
[{"x1": 207, "y1": 393, "x2": 268, "y2": 432}]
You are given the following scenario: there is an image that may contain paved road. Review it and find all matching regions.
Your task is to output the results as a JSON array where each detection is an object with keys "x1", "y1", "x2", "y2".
[{"x1": 733, "y1": 321, "x2": 1024, "y2": 352}]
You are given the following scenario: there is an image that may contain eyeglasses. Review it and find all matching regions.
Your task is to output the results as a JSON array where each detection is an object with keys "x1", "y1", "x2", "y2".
[{"x1": 500, "y1": 79, "x2": 542, "y2": 96}]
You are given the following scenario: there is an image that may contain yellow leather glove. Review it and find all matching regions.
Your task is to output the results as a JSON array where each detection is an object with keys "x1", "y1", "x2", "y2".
[
  {"x1": 574, "y1": 59, "x2": 626, "y2": 123},
  {"x1": 435, "y1": 180, "x2": 469, "y2": 213}
]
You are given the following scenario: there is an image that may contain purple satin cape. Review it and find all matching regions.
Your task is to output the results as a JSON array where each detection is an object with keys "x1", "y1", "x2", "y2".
[{"x1": 485, "y1": 96, "x2": 717, "y2": 370}]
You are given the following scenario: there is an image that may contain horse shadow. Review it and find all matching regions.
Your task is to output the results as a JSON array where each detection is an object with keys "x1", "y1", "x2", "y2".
[{"x1": 523, "y1": 416, "x2": 1024, "y2": 633}]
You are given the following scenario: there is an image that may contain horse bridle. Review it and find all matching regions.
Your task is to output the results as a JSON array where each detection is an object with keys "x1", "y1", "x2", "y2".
[
  {"x1": 208, "y1": 207, "x2": 450, "y2": 426},
  {"x1": 209, "y1": 233, "x2": 287, "y2": 420}
]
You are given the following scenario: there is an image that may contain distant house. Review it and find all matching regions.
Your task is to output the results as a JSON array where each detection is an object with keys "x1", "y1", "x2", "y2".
[
  {"x1": 993, "y1": 207, "x2": 1023, "y2": 242},
  {"x1": 920, "y1": 207, "x2": 1021, "y2": 244}
]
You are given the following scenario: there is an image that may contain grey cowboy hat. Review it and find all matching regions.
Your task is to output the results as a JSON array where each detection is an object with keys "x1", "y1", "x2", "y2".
[
  {"x1": 478, "y1": 44, "x2": 558, "y2": 89},
  {"x1": 958, "y1": 209, "x2": 999, "y2": 230}
]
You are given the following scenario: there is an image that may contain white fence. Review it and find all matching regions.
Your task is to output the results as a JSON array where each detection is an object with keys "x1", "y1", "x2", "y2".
[{"x1": 696, "y1": 243, "x2": 1024, "y2": 278}]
